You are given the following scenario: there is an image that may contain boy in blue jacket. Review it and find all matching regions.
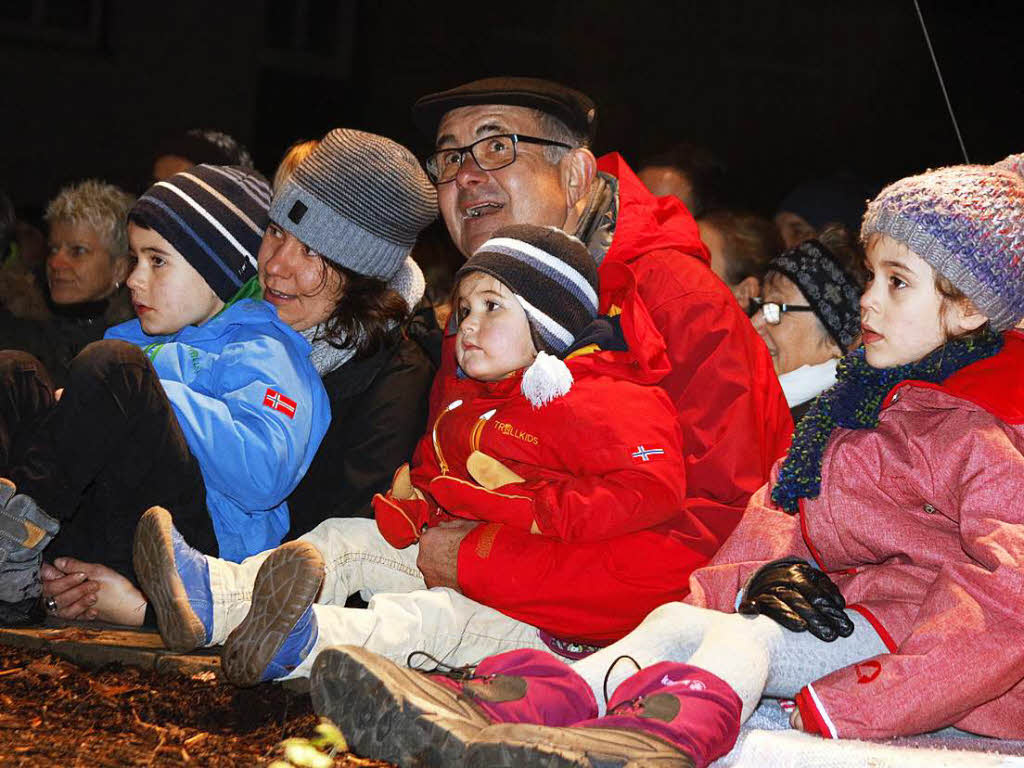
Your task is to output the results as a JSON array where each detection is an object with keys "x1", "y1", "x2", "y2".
[{"x1": 0, "y1": 165, "x2": 328, "y2": 626}]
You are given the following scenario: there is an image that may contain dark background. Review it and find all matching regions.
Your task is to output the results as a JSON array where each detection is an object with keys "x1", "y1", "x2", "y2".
[{"x1": 2, "y1": 0, "x2": 1021, "y2": 217}]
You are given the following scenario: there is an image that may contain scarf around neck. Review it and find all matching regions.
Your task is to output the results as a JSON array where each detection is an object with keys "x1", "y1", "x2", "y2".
[
  {"x1": 771, "y1": 328, "x2": 1004, "y2": 513},
  {"x1": 301, "y1": 325, "x2": 357, "y2": 376}
]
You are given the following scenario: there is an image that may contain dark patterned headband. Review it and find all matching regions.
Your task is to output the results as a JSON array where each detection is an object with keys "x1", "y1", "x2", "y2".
[{"x1": 767, "y1": 239, "x2": 862, "y2": 350}]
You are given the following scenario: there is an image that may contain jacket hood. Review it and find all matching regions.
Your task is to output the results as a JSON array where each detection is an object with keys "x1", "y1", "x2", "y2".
[
  {"x1": 565, "y1": 260, "x2": 670, "y2": 386},
  {"x1": 885, "y1": 330, "x2": 1024, "y2": 424},
  {"x1": 597, "y1": 152, "x2": 710, "y2": 268}
]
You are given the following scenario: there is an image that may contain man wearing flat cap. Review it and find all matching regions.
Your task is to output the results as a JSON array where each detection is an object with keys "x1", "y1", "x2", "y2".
[{"x1": 410, "y1": 77, "x2": 792, "y2": 631}]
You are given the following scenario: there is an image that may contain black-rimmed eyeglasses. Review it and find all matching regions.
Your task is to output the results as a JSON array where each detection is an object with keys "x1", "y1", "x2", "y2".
[
  {"x1": 751, "y1": 296, "x2": 815, "y2": 325},
  {"x1": 425, "y1": 133, "x2": 572, "y2": 184}
]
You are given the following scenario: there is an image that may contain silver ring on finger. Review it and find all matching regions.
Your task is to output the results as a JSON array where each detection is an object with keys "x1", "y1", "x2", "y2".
[{"x1": 44, "y1": 596, "x2": 58, "y2": 614}]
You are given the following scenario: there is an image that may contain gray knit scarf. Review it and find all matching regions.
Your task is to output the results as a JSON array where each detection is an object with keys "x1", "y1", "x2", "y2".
[{"x1": 301, "y1": 326, "x2": 357, "y2": 376}]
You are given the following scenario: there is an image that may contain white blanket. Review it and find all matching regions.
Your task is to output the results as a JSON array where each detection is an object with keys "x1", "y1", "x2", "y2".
[{"x1": 717, "y1": 700, "x2": 1024, "y2": 768}]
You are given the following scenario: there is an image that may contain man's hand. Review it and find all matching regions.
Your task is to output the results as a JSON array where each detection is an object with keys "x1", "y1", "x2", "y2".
[
  {"x1": 42, "y1": 557, "x2": 147, "y2": 626},
  {"x1": 416, "y1": 519, "x2": 480, "y2": 591}
]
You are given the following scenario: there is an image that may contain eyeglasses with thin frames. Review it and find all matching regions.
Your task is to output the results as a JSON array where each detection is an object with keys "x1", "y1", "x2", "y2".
[
  {"x1": 751, "y1": 296, "x2": 815, "y2": 325},
  {"x1": 425, "y1": 133, "x2": 572, "y2": 184}
]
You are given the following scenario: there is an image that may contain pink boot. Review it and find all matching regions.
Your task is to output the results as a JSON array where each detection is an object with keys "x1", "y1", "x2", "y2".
[
  {"x1": 465, "y1": 662, "x2": 742, "y2": 768},
  {"x1": 311, "y1": 645, "x2": 597, "y2": 768}
]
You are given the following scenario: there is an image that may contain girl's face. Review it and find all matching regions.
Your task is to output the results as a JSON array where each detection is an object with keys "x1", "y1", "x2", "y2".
[
  {"x1": 455, "y1": 271, "x2": 537, "y2": 381},
  {"x1": 127, "y1": 223, "x2": 224, "y2": 335},
  {"x1": 258, "y1": 222, "x2": 343, "y2": 331},
  {"x1": 860, "y1": 235, "x2": 983, "y2": 368}
]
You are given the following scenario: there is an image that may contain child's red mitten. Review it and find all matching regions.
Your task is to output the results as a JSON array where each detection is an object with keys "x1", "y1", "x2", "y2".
[{"x1": 373, "y1": 464, "x2": 446, "y2": 548}]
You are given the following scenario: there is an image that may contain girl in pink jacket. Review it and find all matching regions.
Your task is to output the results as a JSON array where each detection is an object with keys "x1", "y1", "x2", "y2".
[{"x1": 307, "y1": 156, "x2": 1024, "y2": 768}]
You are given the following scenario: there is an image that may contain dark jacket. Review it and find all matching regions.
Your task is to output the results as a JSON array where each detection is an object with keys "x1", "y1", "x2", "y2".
[
  {"x1": 0, "y1": 288, "x2": 134, "y2": 389},
  {"x1": 284, "y1": 332, "x2": 434, "y2": 540}
]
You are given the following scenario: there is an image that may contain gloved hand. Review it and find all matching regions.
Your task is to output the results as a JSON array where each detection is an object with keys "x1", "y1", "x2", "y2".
[
  {"x1": 0, "y1": 478, "x2": 61, "y2": 627},
  {"x1": 373, "y1": 464, "x2": 446, "y2": 549},
  {"x1": 738, "y1": 557, "x2": 853, "y2": 642},
  {"x1": 429, "y1": 453, "x2": 539, "y2": 533}
]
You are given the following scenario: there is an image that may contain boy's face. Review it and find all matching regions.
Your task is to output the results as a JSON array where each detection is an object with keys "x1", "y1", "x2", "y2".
[
  {"x1": 455, "y1": 271, "x2": 537, "y2": 381},
  {"x1": 127, "y1": 223, "x2": 224, "y2": 335},
  {"x1": 860, "y1": 235, "x2": 977, "y2": 368}
]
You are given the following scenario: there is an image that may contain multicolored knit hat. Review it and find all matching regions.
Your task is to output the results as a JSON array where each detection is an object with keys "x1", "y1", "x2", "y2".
[
  {"x1": 861, "y1": 155, "x2": 1024, "y2": 331},
  {"x1": 455, "y1": 224, "x2": 599, "y2": 356},
  {"x1": 130, "y1": 164, "x2": 270, "y2": 301}
]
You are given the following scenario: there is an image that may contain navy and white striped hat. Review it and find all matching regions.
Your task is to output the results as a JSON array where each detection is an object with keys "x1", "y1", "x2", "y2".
[
  {"x1": 130, "y1": 164, "x2": 271, "y2": 301},
  {"x1": 456, "y1": 224, "x2": 599, "y2": 356}
]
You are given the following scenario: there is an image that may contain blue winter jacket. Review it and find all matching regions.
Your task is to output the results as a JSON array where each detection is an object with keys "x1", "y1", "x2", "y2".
[{"x1": 105, "y1": 298, "x2": 330, "y2": 561}]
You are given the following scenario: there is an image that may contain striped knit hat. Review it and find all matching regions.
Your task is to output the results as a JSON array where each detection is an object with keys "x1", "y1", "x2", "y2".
[
  {"x1": 862, "y1": 155, "x2": 1024, "y2": 330},
  {"x1": 130, "y1": 164, "x2": 270, "y2": 301},
  {"x1": 270, "y1": 128, "x2": 437, "y2": 281},
  {"x1": 456, "y1": 224, "x2": 599, "y2": 356}
]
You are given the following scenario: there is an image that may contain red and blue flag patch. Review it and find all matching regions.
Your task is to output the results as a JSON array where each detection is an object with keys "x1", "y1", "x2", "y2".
[{"x1": 263, "y1": 388, "x2": 297, "y2": 419}]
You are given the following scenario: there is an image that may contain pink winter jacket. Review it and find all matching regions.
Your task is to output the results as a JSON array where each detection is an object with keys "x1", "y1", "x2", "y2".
[{"x1": 687, "y1": 330, "x2": 1024, "y2": 740}]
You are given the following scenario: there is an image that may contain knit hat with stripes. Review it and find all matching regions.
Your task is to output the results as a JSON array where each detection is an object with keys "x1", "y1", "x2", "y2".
[
  {"x1": 270, "y1": 128, "x2": 437, "y2": 281},
  {"x1": 456, "y1": 224, "x2": 599, "y2": 356},
  {"x1": 130, "y1": 164, "x2": 270, "y2": 301}
]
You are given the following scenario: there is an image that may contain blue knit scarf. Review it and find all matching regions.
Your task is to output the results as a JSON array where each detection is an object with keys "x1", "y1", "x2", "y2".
[{"x1": 771, "y1": 329, "x2": 1004, "y2": 513}]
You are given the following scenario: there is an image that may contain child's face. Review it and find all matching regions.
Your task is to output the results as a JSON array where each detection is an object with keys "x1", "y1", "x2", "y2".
[
  {"x1": 127, "y1": 223, "x2": 224, "y2": 335},
  {"x1": 455, "y1": 272, "x2": 537, "y2": 381},
  {"x1": 860, "y1": 235, "x2": 975, "y2": 367}
]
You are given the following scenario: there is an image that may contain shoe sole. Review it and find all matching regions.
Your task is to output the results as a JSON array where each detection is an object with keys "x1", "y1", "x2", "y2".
[
  {"x1": 311, "y1": 644, "x2": 491, "y2": 768},
  {"x1": 221, "y1": 540, "x2": 324, "y2": 686},
  {"x1": 133, "y1": 506, "x2": 206, "y2": 652},
  {"x1": 465, "y1": 724, "x2": 695, "y2": 768}
]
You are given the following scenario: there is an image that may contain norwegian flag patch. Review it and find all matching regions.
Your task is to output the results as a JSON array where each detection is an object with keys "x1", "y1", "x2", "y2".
[
  {"x1": 263, "y1": 388, "x2": 297, "y2": 419},
  {"x1": 631, "y1": 445, "x2": 665, "y2": 463}
]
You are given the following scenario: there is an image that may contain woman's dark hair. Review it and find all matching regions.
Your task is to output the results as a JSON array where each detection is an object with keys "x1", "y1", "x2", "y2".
[{"x1": 317, "y1": 258, "x2": 410, "y2": 359}]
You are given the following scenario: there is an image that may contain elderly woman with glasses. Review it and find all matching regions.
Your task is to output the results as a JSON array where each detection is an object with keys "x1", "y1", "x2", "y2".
[{"x1": 751, "y1": 227, "x2": 866, "y2": 421}]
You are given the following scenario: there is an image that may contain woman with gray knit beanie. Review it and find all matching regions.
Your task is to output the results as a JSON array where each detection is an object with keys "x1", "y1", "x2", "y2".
[{"x1": 259, "y1": 128, "x2": 437, "y2": 540}]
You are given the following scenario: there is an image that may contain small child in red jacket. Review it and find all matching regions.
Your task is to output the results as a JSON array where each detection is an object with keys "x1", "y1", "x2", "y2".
[
  {"x1": 312, "y1": 155, "x2": 1024, "y2": 768},
  {"x1": 373, "y1": 224, "x2": 707, "y2": 644}
]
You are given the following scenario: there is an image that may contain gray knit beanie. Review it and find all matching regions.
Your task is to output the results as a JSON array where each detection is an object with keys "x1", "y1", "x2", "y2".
[
  {"x1": 269, "y1": 129, "x2": 437, "y2": 280},
  {"x1": 861, "y1": 154, "x2": 1024, "y2": 331}
]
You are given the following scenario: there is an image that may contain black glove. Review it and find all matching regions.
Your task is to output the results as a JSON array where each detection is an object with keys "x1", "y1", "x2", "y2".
[{"x1": 738, "y1": 557, "x2": 854, "y2": 642}]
